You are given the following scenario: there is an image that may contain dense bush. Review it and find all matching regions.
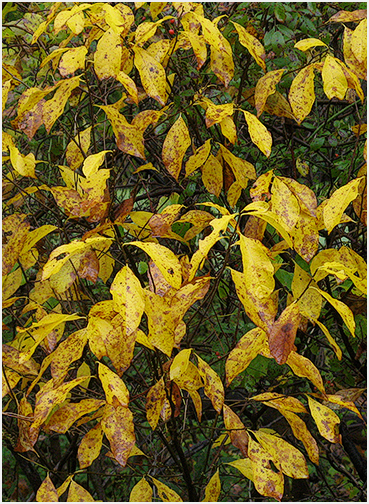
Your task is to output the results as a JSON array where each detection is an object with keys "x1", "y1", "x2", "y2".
[{"x1": 2, "y1": 2, "x2": 367, "y2": 501}]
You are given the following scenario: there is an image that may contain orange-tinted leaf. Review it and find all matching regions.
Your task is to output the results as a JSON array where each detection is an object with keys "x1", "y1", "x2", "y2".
[
  {"x1": 226, "y1": 328, "x2": 266, "y2": 386},
  {"x1": 130, "y1": 478, "x2": 153, "y2": 502},
  {"x1": 67, "y1": 480, "x2": 94, "y2": 502},
  {"x1": 162, "y1": 115, "x2": 191, "y2": 180},
  {"x1": 146, "y1": 377, "x2": 166, "y2": 429},
  {"x1": 269, "y1": 302, "x2": 300, "y2": 365},
  {"x1": 101, "y1": 404, "x2": 135, "y2": 467},
  {"x1": 203, "y1": 469, "x2": 221, "y2": 502},
  {"x1": 77, "y1": 422, "x2": 104, "y2": 469},
  {"x1": 307, "y1": 395, "x2": 340, "y2": 443},
  {"x1": 197, "y1": 356, "x2": 224, "y2": 413},
  {"x1": 219, "y1": 144, "x2": 256, "y2": 188},
  {"x1": 36, "y1": 475, "x2": 58, "y2": 502},
  {"x1": 223, "y1": 404, "x2": 249, "y2": 456},
  {"x1": 14, "y1": 397, "x2": 36, "y2": 453}
]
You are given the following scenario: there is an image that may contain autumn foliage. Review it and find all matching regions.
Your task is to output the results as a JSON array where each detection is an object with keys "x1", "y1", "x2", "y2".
[{"x1": 2, "y1": 2, "x2": 367, "y2": 502}]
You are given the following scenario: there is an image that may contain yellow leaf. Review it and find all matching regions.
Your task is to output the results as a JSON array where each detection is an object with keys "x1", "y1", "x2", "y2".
[
  {"x1": 3, "y1": 267, "x2": 23, "y2": 302},
  {"x1": 150, "y1": 477, "x2": 183, "y2": 502},
  {"x1": 2, "y1": 79, "x2": 11, "y2": 112},
  {"x1": 328, "y1": 9, "x2": 367, "y2": 23},
  {"x1": 312, "y1": 287, "x2": 356, "y2": 337},
  {"x1": 210, "y1": 45, "x2": 234, "y2": 88},
  {"x1": 238, "y1": 234, "x2": 275, "y2": 300},
  {"x1": 94, "y1": 28, "x2": 121, "y2": 79},
  {"x1": 77, "y1": 422, "x2": 104, "y2": 469},
  {"x1": 205, "y1": 102, "x2": 234, "y2": 128},
  {"x1": 228, "y1": 458, "x2": 254, "y2": 481},
  {"x1": 110, "y1": 265, "x2": 145, "y2": 331},
  {"x1": 7, "y1": 140, "x2": 36, "y2": 178},
  {"x1": 322, "y1": 55, "x2": 348, "y2": 100},
  {"x1": 248, "y1": 437, "x2": 284, "y2": 501},
  {"x1": 173, "y1": 361, "x2": 203, "y2": 392},
  {"x1": 59, "y1": 46, "x2": 87, "y2": 77},
  {"x1": 223, "y1": 404, "x2": 249, "y2": 456},
  {"x1": 162, "y1": 115, "x2": 191, "y2": 180},
  {"x1": 98, "y1": 362, "x2": 130, "y2": 407},
  {"x1": 42, "y1": 76, "x2": 80, "y2": 133},
  {"x1": 36, "y1": 475, "x2": 58, "y2": 502},
  {"x1": 287, "y1": 351, "x2": 325, "y2": 394},
  {"x1": 271, "y1": 177, "x2": 300, "y2": 230},
  {"x1": 202, "y1": 154, "x2": 223, "y2": 196},
  {"x1": 292, "y1": 264, "x2": 321, "y2": 320},
  {"x1": 183, "y1": 31, "x2": 207, "y2": 69},
  {"x1": 251, "y1": 392, "x2": 307, "y2": 414},
  {"x1": 241, "y1": 110, "x2": 272, "y2": 157},
  {"x1": 315, "y1": 320, "x2": 342, "y2": 360},
  {"x1": 134, "y1": 46, "x2": 168, "y2": 105},
  {"x1": 307, "y1": 395, "x2": 340, "y2": 443},
  {"x1": 65, "y1": 126, "x2": 91, "y2": 170},
  {"x1": 104, "y1": 3, "x2": 134, "y2": 36},
  {"x1": 130, "y1": 478, "x2": 153, "y2": 502},
  {"x1": 255, "y1": 69, "x2": 285, "y2": 117},
  {"x1": 269, "y1": 302, "x2": 300, "y2": 365},
  {"x1": 252, "y1": 430, "x2": 308, "y2": 479},
  {"x1": 170, "y1": 349, "x2": 192, "y2": 381},
  {"x1": 185, "y1": 139, "x2": 211, "y2": 176},
  {"x1": 99, "y1": 105, "x2": 145, "y2": 159},
  {"x1": 323, "y1": 177, "x2": 362, "y2": 233},
  {"x1": 32, "y1": 376, "x2": 89, "y2": 430},
  {"x1": 82, "y1": 150, "x2": 111, "y2": 178},
  {"x1": 219, "y1": 144, "x2": 256, "y2": 188},
  {"x1": 351, "y1": 18, "x2": 367, "y2": 65},
  {"x1": 219, "y1": 116, "x2": 237, "y2": 144},
  {"x1": 54, "y1": 4, "x2": 89, "y2": 35},
  {"x1": 226, "y1": 328, "x2": 266, "y2": 386},
  {"x1": 146, "y1": 377, "x2": 166, "y2": 429},
  {"x1": 101, "y1": 404, "x2": 135, "y2": 467},
  {"x1": 67, "y1": 480, "x2": 94, "y2": 502},
  {"x1": 227, "y1": 181, "x2": 243, "y2": 207},
  {"x1": 343, "y1": 26, "x2": 366, "y2": 80},
  {"x1": 129, "y1": 241, "x2": 182, "y2": 289},
  {"x1": 326, "y1": 393, "x2": 363, "y2": 419},
  {"x1": 116, "y1": 71, "x2": 138, "y2": 104},
  {"x1": 292, "y1": 211, "x2": 319, "y2": 262},
  {"x1": 189, "y1": 214, "x2": 235, "y2": 280},
  {"x1": 197, "y1": 355, "x2": 224, "y2": 413},
  {"x1": 49, "y1": 328, "x2": 88, "y2": 382},
  {"x1": 295, "y1": 38, "x2": 328, "y2": 51},
  {"x1": 289, "y1": 64, "x2": 316, "y2": 125},
  {"x1": 203, "y1": 469, "x2": 221, "y2": 502},
  {"x1": 232, "y1": 21, "x2": 266, "y2": 71}
]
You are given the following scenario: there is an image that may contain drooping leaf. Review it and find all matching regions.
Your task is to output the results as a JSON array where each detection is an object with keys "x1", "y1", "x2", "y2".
[
  {"x1": 202, "y1": 154, "x2": 223, "y2": 196},
  {"x1": 110, "y1": 265, "x2": 145, "y2": 331},
  {"x1": 223, "y1": 404, "x2": 249, "y2": 456},
  {"x1": 323, "y1": 177, "x2": 362, "y2": 233},
  {"x1": 232, "y1": 21, "x2": 266, "y2": 70},
  {"x1": 282, "y1": 410, "x2": 319, "y2": 464},
  {"x1": 146, "y1": 377, "x2": 166, "y2": 429},
  {"x1": 77, "y1": 422, "x2": 104, "y2": 469},
  {"x1": 36, "y1": 475, "x2": 58, "y2": 502},
  {"x1": 328, "y1": 9, "x2": 367, "y2": 23},
  {"x1": 307, "y1": 395, "x2": 340, "y2": 443},
  {"x1": 248, "y1": 437, "x2": 284, "y2": 501},
  {"x1": 42, "y1": 76, "x2": 80, "y2": 133},
  {"x1": 197, "y1": 355, "x2": 224, "y2": 413},
  {"x1": 289, "y1": 64, "x2": 316, "y2": 125},
  {"x1": 134, "y1": 46, "x2": 168, "y2": 105},
  {"x1": 162, "y1": 115, "x2": 191, "y2": 180},
  {"x1": 322, "y1": 55, "x2": 348, "y2": 100},
  {"x1": 101, "y1": 404, "x2": 135, "y2": 467},
  {"x1": 225, "y1": 328, "x2": 266, "y2": 386},
  {"x1": 287, "y1": 351, "x2": 325, "y2": 394},
  {"x1": 203, "y1": 469, "x2": 221, "y2": 502},
  {"x1": 130, "y1": 478, "x2": 153, "y2": 502},
  {"x1": 170, "y1": 349, "x2": 192, "y2": 381},
  {"x1": 294, "y1": 38, "x2": 328, "y2": 51},
  {"x1": 150, "y1": 477, "x2": 183, "y2": 502},
  {"x1": 268, "y1": 302, "x2": 300, "y2": 365},
  {"x1": 242, "y1": 110, "x2": 272, "y2": 157},
  {"x1": 98, "y1": 362, "x2": 130, "y2": 407},
  {"x1": 67, "y1": 480, "x2": 95, "y2": 502},
  {"x1": 255, "y1": 69, "x2": 285, "y2": 117}
]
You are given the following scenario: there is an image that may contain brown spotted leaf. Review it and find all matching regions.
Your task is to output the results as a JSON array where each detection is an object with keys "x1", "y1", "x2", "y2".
[
  {"x1": 223, "y1": 404, "x2": 249, "y2": 456},
  {"x1": 269, "y1": 302, "x2": 300, "y2": 365},
  {"x1": 101, "y1": 404, "x2": 135, "y2": 467},
  {"x1": 307, "y1": 395, "x2": 340, "y2": 443},
  {"x1": 197, "y1": 356, "x2": 224, "y2": 413}
]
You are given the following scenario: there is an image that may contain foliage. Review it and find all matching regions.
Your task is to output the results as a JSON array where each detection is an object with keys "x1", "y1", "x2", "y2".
[{"x1": 2, "y1": 2, "x2": 367, "y2": 502}]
